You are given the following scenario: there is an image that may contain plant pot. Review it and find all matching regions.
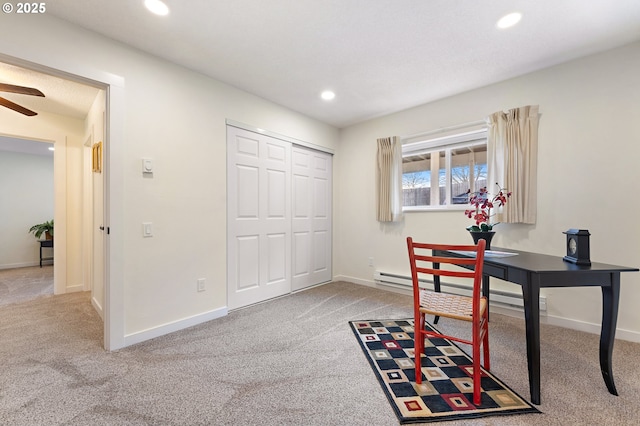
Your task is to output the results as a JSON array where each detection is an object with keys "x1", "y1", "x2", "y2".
[{"x1": 469, "y1": 231, "x2": 495, "y2": 250}]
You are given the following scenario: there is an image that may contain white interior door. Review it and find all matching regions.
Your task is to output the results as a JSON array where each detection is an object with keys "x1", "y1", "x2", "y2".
[
  {"x1": 227, "y1": 126, "x2": 291, "y2": 310},
  {"x1": 292, "y1": 146, "x2": 332, "y2": 291},
  {"x1": 82, "y1": 139, "x2": 94, "y2": 292},
  {"x1": 92, "y1": 144, "x2": 105, "y2": 318}
]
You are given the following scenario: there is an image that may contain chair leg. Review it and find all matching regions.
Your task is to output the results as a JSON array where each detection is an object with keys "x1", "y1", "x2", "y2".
[
  {"x1": 472, "y1": 334, "x2": 482, "y2": 405},
  {"x1": 414, "y1": 314, "x2": 424, "y2": 384}
]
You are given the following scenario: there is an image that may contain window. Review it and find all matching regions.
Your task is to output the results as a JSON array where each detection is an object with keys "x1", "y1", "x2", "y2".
[{"x1": 402, "y1": 128, "x2": 487, "y2": 210}]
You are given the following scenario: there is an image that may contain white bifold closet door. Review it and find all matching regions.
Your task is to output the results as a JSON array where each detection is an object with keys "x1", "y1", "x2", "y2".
[
  {"x1": 227, "y1": 126, "x2": 332, "y2": 310},
  {"x1": 227, "y1": 126, "x2": 291, "y2": 310},
  {"x1": 291, "y1": 146, "x2": 332, "y2": 291}
]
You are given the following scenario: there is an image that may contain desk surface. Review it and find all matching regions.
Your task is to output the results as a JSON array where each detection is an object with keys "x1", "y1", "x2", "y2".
[{"x1": 450, "y1": 246, "x2": 638, "y2": 274}]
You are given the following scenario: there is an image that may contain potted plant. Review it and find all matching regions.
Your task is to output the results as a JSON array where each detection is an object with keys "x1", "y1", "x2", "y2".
[
  {"x1": 464, "y1": 184, "x2": 511, "y2": 249},
  {"x1": 28, "y1": 219, "x2": 54, "y2": 240}
]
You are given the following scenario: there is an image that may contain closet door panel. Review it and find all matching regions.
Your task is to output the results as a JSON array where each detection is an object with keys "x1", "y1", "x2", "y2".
[
  {"x1": 292, "y1": 146, "x2": 332, "y2": 291},
  {"x1": 227, "y1": 127, "x2": 291, "y2": 309}
]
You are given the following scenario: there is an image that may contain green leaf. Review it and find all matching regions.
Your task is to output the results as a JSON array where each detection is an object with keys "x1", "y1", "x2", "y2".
[
  {"x1": 480, "y1": 223, "x2": 491, "y2": 232},
  {"x1": 466, "y1": 225, "x2": 481, "y2": 232}
]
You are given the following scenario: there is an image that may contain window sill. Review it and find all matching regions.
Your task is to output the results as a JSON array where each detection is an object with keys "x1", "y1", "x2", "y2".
[{"x1": 403, "y1": 205, "x2": 469, "y2": 213}]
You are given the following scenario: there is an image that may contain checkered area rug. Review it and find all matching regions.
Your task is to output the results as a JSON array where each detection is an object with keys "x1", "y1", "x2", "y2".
[{"x1": 350, "y1": 319, "x2": 540, "y2": 424}]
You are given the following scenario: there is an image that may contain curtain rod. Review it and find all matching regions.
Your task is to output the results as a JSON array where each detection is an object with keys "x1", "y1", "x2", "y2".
[{"x1": 401, "y1": 119, "x2": 487, "y2": 141}]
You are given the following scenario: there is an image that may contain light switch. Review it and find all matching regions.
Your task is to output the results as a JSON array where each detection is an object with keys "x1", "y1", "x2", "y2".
[
  {"x1": 142, "y1": 158, "x2": 153, "y2": 173},
  {"x1": 143, "y1": 222, "x2": 153, "y2": 237}
]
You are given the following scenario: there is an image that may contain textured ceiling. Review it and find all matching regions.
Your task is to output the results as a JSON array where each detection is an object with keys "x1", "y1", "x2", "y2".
[
  {"x1": 3, "y1": 1, "x2": 640, "y2": 127},
  {"x1": 0, "y1": 62, "x2": 100, "y2": 119}
]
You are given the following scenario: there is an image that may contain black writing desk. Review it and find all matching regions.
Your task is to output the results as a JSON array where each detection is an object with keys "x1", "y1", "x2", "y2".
[{"x1": 433, "y1": 247, "x2": 638, "y2": 405}]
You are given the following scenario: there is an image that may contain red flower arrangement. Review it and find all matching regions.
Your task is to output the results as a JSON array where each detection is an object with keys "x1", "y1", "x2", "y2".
[{"x1": 464, "y1": 183, "x2": 512, "y2": 232}]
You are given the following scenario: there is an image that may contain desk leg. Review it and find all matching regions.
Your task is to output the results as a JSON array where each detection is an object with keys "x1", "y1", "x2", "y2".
[
  {"x1": 522, "y1": 277, "x2": 541, "y2": 405},
  {"x1": 600, "y1": 273, "x2": 620, "y2": 396},
  {"x1": 482, "y1": 275, "x2": 490, "y2": 320},
  {"x1": 39, "y1": 245, "x2": 43, "y2": 268},
  {"x1": 433, "y1": 260, "x2": 441, "y2": 324}
]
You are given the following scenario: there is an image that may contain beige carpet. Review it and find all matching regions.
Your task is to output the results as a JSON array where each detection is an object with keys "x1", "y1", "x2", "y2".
[
  {"x1": 0, "y1": 265, "x2": 53, "y2": 306},
  {"x1": 1, "y1": 279, "x2": 639, "y2": 425}
]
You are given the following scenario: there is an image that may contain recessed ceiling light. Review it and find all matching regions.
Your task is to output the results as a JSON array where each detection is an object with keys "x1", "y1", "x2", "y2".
[
  {"x1": 320, "y1": 90, "x2": 335, "y2": 101},
  {"x1": 144, "y1": 0, "x2": 169, "y2": 16},
  {"x1": 496, "y1": 12, "x2": 522, "y2": 29}
]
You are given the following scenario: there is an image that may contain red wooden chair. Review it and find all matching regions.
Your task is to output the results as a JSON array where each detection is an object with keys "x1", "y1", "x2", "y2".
[{"x1": 406, "y1": 237, "x2": 489, "y2": 405}]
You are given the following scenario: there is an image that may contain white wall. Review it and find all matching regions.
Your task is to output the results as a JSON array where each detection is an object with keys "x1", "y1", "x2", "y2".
[
  {"x1": 113, "y1": 42, "x2": 338, "y2": 342},
  {"x1": 336, "y1": 41, "x2": 640, "y2": 342},
  {"x1": 0, "y1": 14, "x2": 339, "y2": 347},
  {"x1": 0, "y1": 150, "x2": 53, "y2": 268}
]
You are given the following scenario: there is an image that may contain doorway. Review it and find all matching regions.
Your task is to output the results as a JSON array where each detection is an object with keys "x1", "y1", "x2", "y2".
[
  {"x1": 0, "y1": 59, "x2": 108, "y2": 335},
  {"x1": 0, "y1": 48, "x2": 127, "y2": 349},
  {"x1": 0, "y1": 137, "x2": 54, "y2": 304}
]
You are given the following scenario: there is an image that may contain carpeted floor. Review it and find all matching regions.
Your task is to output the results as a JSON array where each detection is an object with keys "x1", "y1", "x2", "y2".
[
  {"x1": 1, "y1": 278, "x2": 640, "y2": 425},
  {"x1": 0, "y1": 265, "x2": 53, "y2": 306}
]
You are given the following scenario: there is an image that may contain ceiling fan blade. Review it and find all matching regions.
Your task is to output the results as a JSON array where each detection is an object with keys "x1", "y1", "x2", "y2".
[
  {"x1": 0, "y1": 82, "x2": 45, "y2": 97},
  {"x1": 0, "y1": 96, "x2": 38, "y2": 116}
]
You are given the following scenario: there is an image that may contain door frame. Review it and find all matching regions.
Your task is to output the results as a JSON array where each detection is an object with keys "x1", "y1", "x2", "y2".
[
  {"x1": 226, "y1": 120, "x2": 335, "y2": 156},
  {"x1": 0, "y1": 51, "x2": 126, "y2": 350}
]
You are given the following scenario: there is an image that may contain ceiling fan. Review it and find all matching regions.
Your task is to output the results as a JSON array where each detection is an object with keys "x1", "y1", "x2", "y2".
[{"x1": 0, "y1": 82, "x2": 45, "y2": 116}]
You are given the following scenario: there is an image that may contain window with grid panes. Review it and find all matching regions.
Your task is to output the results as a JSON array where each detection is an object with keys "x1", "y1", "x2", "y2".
[{"x1": 402, "y1": 128, "x2": 487, "y2": 210}]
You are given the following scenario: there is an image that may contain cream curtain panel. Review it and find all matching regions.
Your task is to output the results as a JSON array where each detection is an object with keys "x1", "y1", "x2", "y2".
[
  {"x1": 376, "y1": 136, "x2": 403, "y2": 222},
  {"x1": 487, "y1": 105, "x2": 540, "y2": 224}
]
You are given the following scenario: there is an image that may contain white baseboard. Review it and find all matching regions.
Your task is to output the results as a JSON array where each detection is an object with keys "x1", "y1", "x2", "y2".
[
  {"x1": 541, "y1": 314, "x2": 640, "y2": 343},
  {"x1": 334, "y1": 274, "x2": 374, "y2": 288},
  {"x1": 334, "y1": 275, "x2": 640, "y2": 344},
  {"x1": 0, "y1": 261, "x2": 39, "y2": 270},
  {"x1": 65, "y1": 284, "x2": 84, "y2": 293},
  {"x1": 124, "y1": 306, "x2": 228, "y2": 347},
  {"x1": 91, "y1": 296, "x2": 104, "y2": 320}
]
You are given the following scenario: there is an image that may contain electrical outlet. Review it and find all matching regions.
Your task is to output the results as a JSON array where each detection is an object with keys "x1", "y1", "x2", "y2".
[
  {"x1": 368, "y1": 257, "x2": 374, "y2": 267},
  {"x1": 197, "y1": 278, "x2": 206, "y2": 292}
]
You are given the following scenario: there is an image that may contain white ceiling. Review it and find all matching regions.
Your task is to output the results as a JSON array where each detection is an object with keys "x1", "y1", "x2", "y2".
[
  {"x1": 0, "y1": 61, "x2": 100, "y2": 119},
  {"x1": 3, "y1": 1, "x2": 640, "y2": 128}
]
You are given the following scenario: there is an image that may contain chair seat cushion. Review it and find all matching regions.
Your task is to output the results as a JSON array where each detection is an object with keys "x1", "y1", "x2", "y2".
[{"x1": 419, "y1": 290, "x2": 487, "y2": 321}]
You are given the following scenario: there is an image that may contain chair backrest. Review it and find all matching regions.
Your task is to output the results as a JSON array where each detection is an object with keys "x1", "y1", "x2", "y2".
[{"x1": 406, "y1": 237, "x2": 486, "y2": 310}]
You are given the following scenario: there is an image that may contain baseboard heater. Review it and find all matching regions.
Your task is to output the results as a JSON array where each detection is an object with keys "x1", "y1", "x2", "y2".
[{"x1": 374, "y1": 270, "x2": 547, "y2": 312}]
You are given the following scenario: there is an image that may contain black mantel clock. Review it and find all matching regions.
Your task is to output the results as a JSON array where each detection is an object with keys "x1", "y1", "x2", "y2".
[{"x1": 563, "y1": 229, "x2": 591, "y2": 266}]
